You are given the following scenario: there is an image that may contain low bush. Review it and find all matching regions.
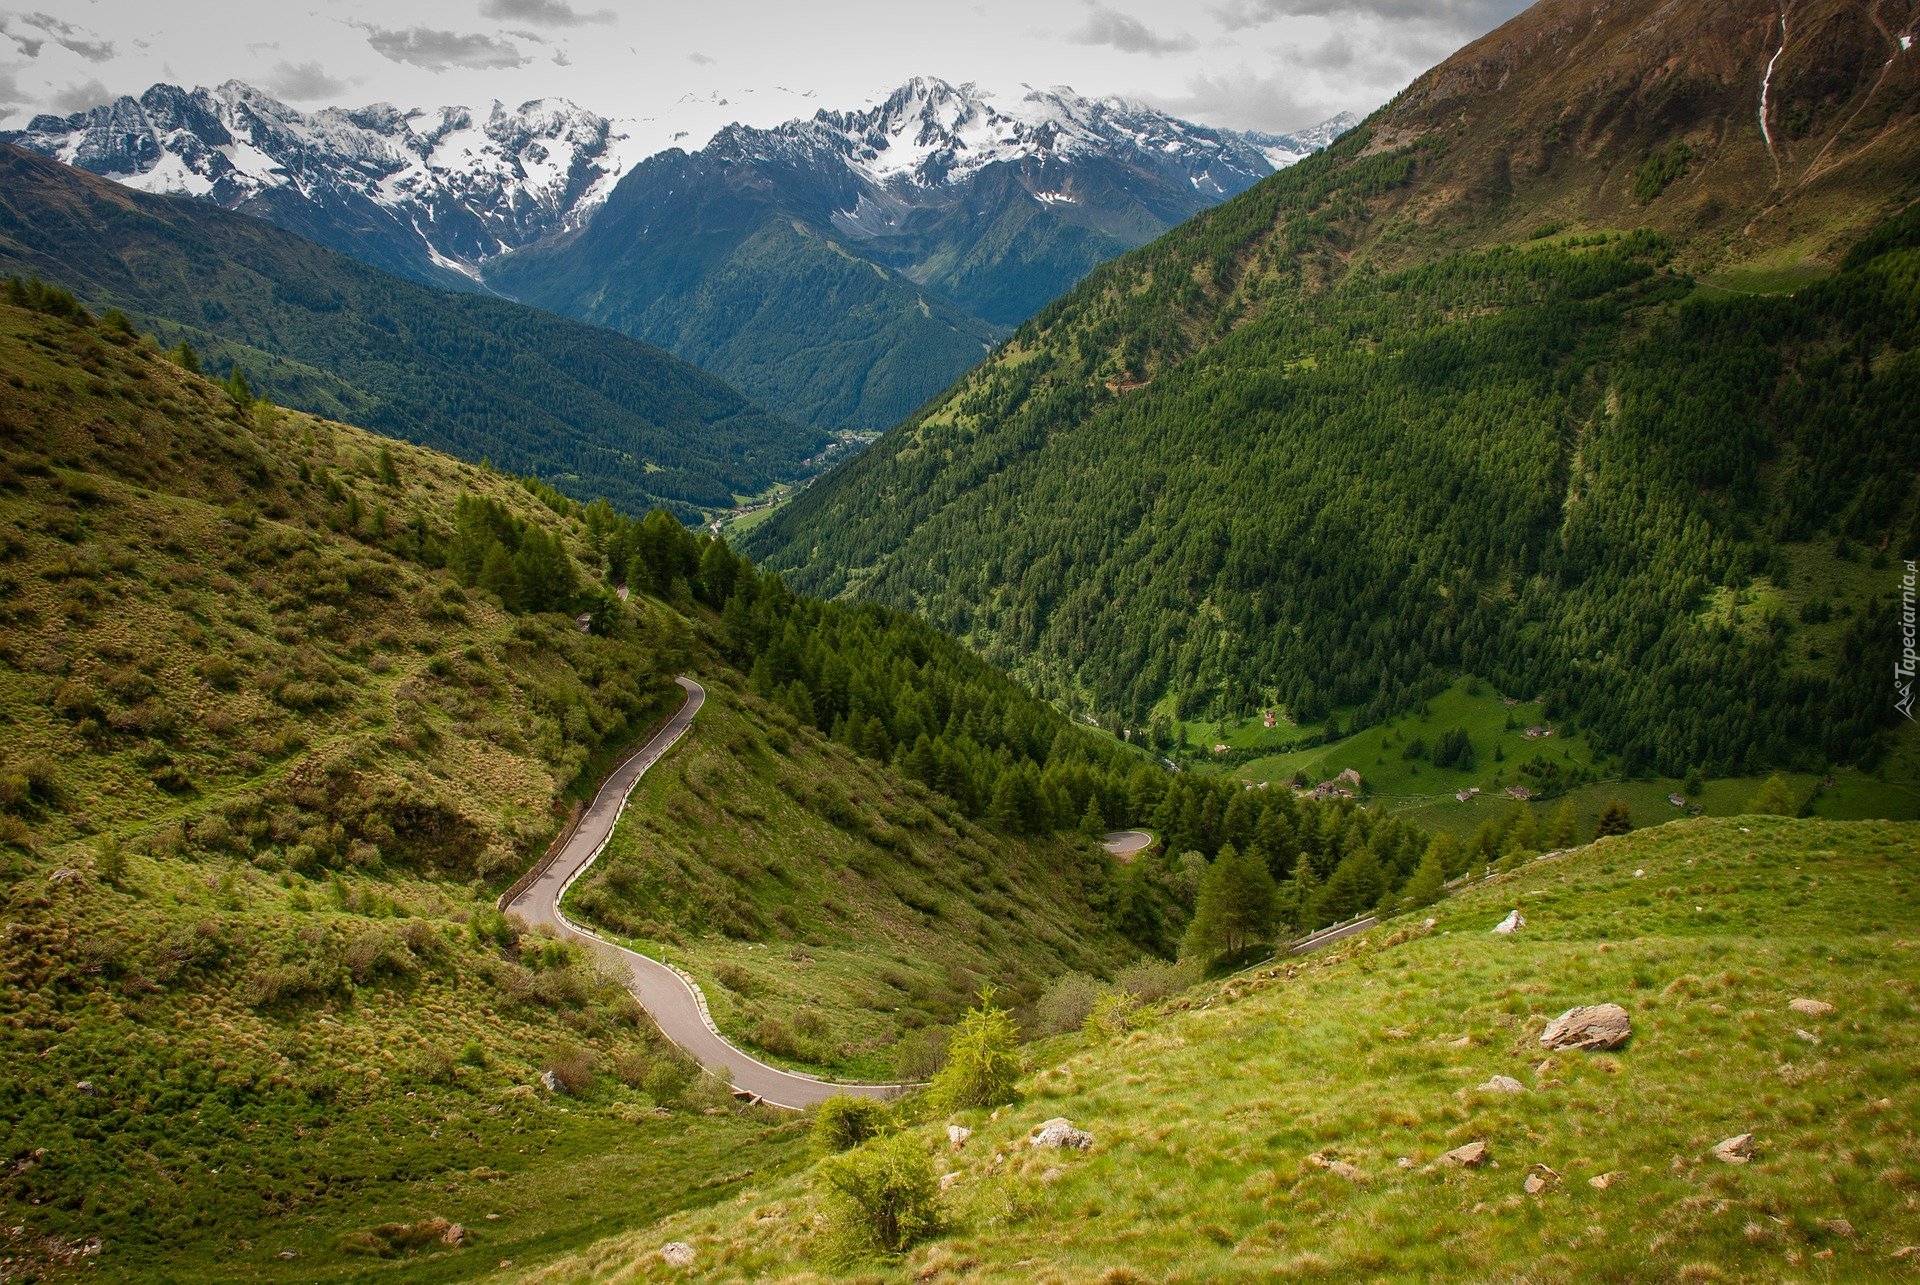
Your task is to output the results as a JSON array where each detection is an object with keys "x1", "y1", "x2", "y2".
[
  {"x1": 546, "y1": 1045, "x2": 596, "y2": 1093},
  {"x1": 1112, "y1": 957, "x2": 1197, "y2": 1003},
  {"x1": 1082, "y1": 990, "x2": 1140, "y2": 1040},
  {"x1": 1031, "y1": 971, "x2": 1104, "y2": 1035},
  {"x1": 814, "y1": 1132, "x2": 940, "y2": 1262},
  {"x1": 811, "y1": 1094, "x2": 891, "y2": 1156}
]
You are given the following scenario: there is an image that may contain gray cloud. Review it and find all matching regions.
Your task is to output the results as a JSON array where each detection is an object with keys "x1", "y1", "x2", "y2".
[
  {"x1": 688, "y1": 51, "x2": 716, "y2": 66},
  {"x1": 261, "y1": 59, "x2": 354, "y2": 101},
  {"x1": 0, "y1": 63, "x2": 20, "y2": 111},
  {"x1": 48, "y1": 77, "x2": 114, "y2": 113},
  {"x1": 478, "y1": 0, "x2": 614, "y2": 26},
  {"x1": 1072, "y1": 6, "x2": 1197, "y2": 56},
  {"x1": 362, "y1": 25, "x2": 531, "y2": 72},
  {"x1": 9, "y1": 13, "x2": 115, "y2": 62},
  {"x1": 1213, "y1": 0, "x2": 1529, "y2": 33},
  {"x1": 1149, "y1": 68, "x2": 1322, "y2": 134}
]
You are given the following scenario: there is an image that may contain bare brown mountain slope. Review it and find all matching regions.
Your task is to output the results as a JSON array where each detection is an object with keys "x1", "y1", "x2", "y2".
[{"x1": 1364, "y1": 0, "x2": 1919, "y2": 274}]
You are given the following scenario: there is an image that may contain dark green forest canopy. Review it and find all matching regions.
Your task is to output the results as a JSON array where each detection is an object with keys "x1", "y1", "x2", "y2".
[{"x1": 753, "y1": 178, "x2": 1920, "y2": 779}]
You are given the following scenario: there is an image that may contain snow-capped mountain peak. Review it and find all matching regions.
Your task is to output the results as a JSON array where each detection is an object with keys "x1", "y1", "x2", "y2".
[
  {"x1": 3, "y1": 82, "x2": 646, "y2": 280},
  {"x1": 2, "y1": 77, "x2": 1354, "y2": 287}
]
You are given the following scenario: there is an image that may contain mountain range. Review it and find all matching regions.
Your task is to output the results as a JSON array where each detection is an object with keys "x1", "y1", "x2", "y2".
[
  {"x1": 2, "y1": 81, "x2": 643, "y2": 291},
  {"x1": 6, "y1": 79, "x2": 1355, "y2": 429}
]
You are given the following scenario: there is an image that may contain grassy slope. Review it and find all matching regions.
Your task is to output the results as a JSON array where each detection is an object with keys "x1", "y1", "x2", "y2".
[
  {"x1": 1188, "y1": 679, "x2": 1920, "y2": 836},
  {"x1": 528, "y1": 815, "x2": 1920, "y2": 1281},
  {"x1": 0, "y1": 301, "x2": 1132, "y2": 1280},
  {"x1": 564, "y1": 677, "x2": 1135, "y2": 1081}
]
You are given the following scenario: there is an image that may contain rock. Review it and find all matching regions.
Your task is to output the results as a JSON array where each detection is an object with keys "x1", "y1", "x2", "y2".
[
  {"x1": 278, "y1": 1250, "x2": 298, "y2": 1260},
  {"x1": 1450, "y1": 1035, "x2": 1473, "y2": 1048},
  {"x1": 1422, "y1": 917, "x2": 1438, "y2": 929},
  {"x1": 947, "y1": 1124, "x2": 971, "y2": 1151},
  {"x1": 1822, "y1": 1218, "x2": 1855, "y2": 1238},
  {"x1": 1892, "y1": 1245, "x2": 1918, "y2": 1259},
  {"x1": 48, "y1": 868, "x2": 84, "y2": 884},
  {"x1": 659, "y1": 1241, "x2": 696, "y2": 1267},
  {"x1": 1633, "y1": 869, "x2": 1645, "y2": 878},
  {"x1": 1789, "y1": 998, "x2": 1835, "y2": 1018},
  {"x1": 440, "y1": 1223, "x2": 465, "y2": 1246},
  {"x1": 1477, "y1": 1074, "x2": 1527, "y2": 1094},
  {"x1": 1396, "y1": 1156, "x2": 1414, "y2": 1169},
  {"x1": 1030, "y1": 1118, "x2": 1094, "y2": 1150},
  {"x1": 1795, "y1": 1028, "x2": 1821, "y2": 1045},
  {"x1": 1306, "y1": 1151, "x2": 1362, "y2": 1180},
  {"x1": 1523, "y1": 1164, "x2": 1560, "y2": 1195},
  {"x1": 539, "y1": 1069, "x2": 559, "y2": 1093},
  {"x1": 1710, "y1": 1133, "x2": 1755, "y2": 1164},
  {"x1": 1440, "y1": 1140, "x2": 1489, "y2": 1168},
  {"x1": 1539, "y1": 1004, "x2": 1632, "y2": 1051},
  {"x1": 939, "y1": 1171, "x2": 961, "y2": 1191},
  {"x1": 1385, "y1": 1027, "x2": 1410, "y2": 1039},
  {"x1": 74, "y1": 1081, "x2": 95, "y2": 1095},
  {"x1": 1588, "y1": 1171, "x2": 1624, "y2": 1189},
  {"x1": 1491, "y1": 910, "x2": 1526, "y2": 935},
  {"x1": 1040, "y1": 1166, "x2": 1066, "y2": 1184}
]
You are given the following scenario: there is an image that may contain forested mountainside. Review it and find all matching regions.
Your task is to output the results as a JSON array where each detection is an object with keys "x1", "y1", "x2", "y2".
[
  {"x1": 485, "y1": 80, "x2": 1351, "y2": 430},
  {"x1": 0, "y1": 145, "x2": 820, "y2": 516},
  {"x1": 0, "y1": 286, "x2": 1189, "y2": 1276},
  {"x1": 750, "y1": 0, "x2": 1920, "y2": 779}
]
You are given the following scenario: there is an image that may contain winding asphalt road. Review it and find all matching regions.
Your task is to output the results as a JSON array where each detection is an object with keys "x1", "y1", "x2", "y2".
[{"x1": 506, "y1": 676, "x2": 909, "y2": 1110}]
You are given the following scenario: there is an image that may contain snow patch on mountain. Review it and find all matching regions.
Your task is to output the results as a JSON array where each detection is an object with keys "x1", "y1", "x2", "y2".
[{"x1": 4, "y1": 81, "x2": 645, "y2": 272}]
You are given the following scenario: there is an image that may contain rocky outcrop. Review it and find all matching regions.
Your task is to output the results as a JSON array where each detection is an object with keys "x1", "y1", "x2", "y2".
[{"x1": 1540, "y1": 1004, "x2": 1632, "y2": 1051}]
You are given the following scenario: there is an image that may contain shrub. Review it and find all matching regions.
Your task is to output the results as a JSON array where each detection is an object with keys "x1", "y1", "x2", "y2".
[
  {"x1": 815, "y1": 1132, "x2": 940, "y2": 1262},
  {"x1": 546, "y1": 1045, "x2": 596, "y2": 1093},
  {"x1": 714, "y1": 961, "x2": 756, "y2": 995},
  {"x1": 343, "y1": 928, "x2": 415, "y2": 983},
  {"x1": 1082, "y1": 990, "x2": 1140, "y2": 1040},
  {"x1": 641, "y1": 1050, "x2": 699, "y2": 1106},
  {"x1": 892, "y1": 1028, "x2": 948, "y2": 1082},
  {"x1": 811, "y1": 1094, "x2": 892, "y2": 1156},
  {"x1": 927, "y1": 988, "x2": 1020, "y2": 1112},
  {"x1": 1031, "y1": 971, "x2": 1104, "y2": 1035},
  {"x1": 1112, "y1": 957, "x2": 1197, "y2": 1003}
]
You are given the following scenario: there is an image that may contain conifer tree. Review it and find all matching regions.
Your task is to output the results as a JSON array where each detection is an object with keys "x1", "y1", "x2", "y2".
[
  {"x1": 1398, "y1": 842, "x2": 1447, "y2": 911},
  {"x1": 1595, "y1": 798, "x2": 1634, "y2": 838},
  {"x1": 1181, "y1": 844, "x2": 1279, "y2": 961}
]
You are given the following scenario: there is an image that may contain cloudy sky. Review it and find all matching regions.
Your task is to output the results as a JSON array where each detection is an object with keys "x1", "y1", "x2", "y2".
[{"x1": 0, "y1": 0, "x2": 1532, "y2": 144}]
